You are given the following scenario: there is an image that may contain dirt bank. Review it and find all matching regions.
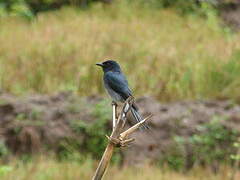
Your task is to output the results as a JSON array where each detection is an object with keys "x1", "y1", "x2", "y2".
[{"x1": 0, "y1": 92, "x2": 239, "y2": 168}]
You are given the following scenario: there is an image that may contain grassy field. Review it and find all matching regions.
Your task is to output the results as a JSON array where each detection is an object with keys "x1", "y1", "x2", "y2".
[
  {"x1": 0, "y1": 3, "x2": 240, "y2": 102},
  {"x1": 0, "y1": 157, "x2": 239, "y2": 180},
  {"x1": 1, "y1": 3, "x2": 240, "y2": 180}
]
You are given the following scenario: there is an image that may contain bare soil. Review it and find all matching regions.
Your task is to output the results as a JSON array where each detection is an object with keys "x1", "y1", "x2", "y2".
[{"x1": 0, "y1": 92, "x2": 239, "y2": 166}]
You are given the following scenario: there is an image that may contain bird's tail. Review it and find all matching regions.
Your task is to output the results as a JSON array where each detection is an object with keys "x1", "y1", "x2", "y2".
[{"x1": 130, "y1": 105, "x2": 149, "y2": 130}]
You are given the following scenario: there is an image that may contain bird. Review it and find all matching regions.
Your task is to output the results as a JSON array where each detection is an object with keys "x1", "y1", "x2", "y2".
[{"x1": 96, "y1": 60, "x2": 149, "y2": 129}]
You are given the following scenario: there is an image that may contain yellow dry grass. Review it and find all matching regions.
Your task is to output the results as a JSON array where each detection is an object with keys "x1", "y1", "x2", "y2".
[
  {"x1": 0, "y1": 3, "x2": 240, "y2": 101},
  {"x1": 0, "y1": 157, "x2": 239, "y2": 180}
]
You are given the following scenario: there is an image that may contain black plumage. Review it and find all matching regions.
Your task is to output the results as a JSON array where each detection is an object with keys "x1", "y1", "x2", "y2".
[{"x1": 96, "y1": 60, "x2": 148, "y2": 129}]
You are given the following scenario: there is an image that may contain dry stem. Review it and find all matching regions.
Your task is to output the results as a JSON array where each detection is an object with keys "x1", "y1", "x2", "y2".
[{"x1": 92, "y1": 97, "x2": 151, "y2": 180}]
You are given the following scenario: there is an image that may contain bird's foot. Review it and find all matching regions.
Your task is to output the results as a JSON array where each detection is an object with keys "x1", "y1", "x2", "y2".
[
  {"x1": 111, "y1": 101, "x2": 118, "y2": 107},
  {"x1": 106, "y1": 135, "x2": 134, "y2": 147}
]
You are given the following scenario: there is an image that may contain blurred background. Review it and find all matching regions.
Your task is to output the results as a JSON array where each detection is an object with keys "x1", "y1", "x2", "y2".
[{"x1": 0, "y1": 0, "x2": 240, "y2": 179}]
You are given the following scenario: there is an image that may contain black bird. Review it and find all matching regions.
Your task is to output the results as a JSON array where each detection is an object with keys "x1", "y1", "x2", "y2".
[{"x1": 96, "y1": 60, "x2": 148, "y2": 129}]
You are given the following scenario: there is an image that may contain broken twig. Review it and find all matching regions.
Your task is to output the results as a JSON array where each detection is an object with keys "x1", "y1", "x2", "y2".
[{"x1": 92, "y1": 97, "x2": 151, "y2": 180}]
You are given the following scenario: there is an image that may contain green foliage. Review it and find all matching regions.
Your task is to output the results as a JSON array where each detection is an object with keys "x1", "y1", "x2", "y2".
[
  {"x1": 0, "y1": 0, "x2": 218, "y2": 18},
  {"x1": 70, "y1": 99, "x2": 111, "y2": 160},
  {"x1": 15, "y1": 113, "x2": 28, "y2": 121},
  {"x1": 0, "y1": 0, "x2": 33, "y2": 18},
  {"x1": 160, "y1": 117, "x2": 239, "y2": 170},
  {"x1": 67, "y1": 99, "x2": 121, "y2": 163},
  {"x1": 163, "y1": 153, "x2": 185, "y2": 171},
  {"x1": 188, "y1": 117, "x2": 238, "y2": 164},
  {"x1": 0, "y1": 0, "x2": 97, "y2": 17},
  {"x1": 83, "y1": 99, "x2": 111, "y2": 159},
  {"x1": 57, "y1": 138, "x2": 86, "y2": 162},
  {"x1": 0, "y1": 140, "x2": 9, "y2": 157},
  {"x1": 15, "y1": 111, "x2": 45, "y2": 126},
  {"x1": 62, "y1": 99, "x2": 121, "y2": 163},
  {"x1": 159, "y1": 135, "x2": 186, "y2": 171},
  {"x1": 230, "y1": 138, "x2": 240, "y2": 161},
  {"x1": 134, "y1": 0, "x2": 199, "y2": 13},
  {"x1": 0, "y1": 166, "x2": 13, "y2": 177}
]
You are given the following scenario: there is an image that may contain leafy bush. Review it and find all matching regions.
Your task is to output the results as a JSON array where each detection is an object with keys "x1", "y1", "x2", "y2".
[
  {"x1": 136, "y1": 0, "x2": 199, "y2": 13},
  {"x1": 0, "y1": 140, "x2": 9, "y2": 157},
  {"x1": 80, "y1": 99, "x2": 111, "y2": 159},
  {"x1": 67, "y1": 100, "x2": 111, "y2": 160},
  {"x1": 0, "y1": 0, "x2": 216, "y2": 17},
  {"x1": 0, "y1": 165, "x2": 13, "y2": 177},
  {"x1": 188, "y1": 117, "x2": 238, "y2": 165},
  {"x1": 0, "y1": 0, "x2": 100, "y2": 16},
  {"x1": 160, "y1": 117, "x2": 239, "y2": 170},
  {"x1": 0, "y1": 0, "x2": 33, "y2": 18},
  {"x1": 60, "y1": 99, "x2": 121, "y2": 163}
]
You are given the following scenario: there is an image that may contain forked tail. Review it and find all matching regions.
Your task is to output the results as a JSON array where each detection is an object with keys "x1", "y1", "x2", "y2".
[{"x1": 130, "y1": 106, "x2": 149, "y2": 130}]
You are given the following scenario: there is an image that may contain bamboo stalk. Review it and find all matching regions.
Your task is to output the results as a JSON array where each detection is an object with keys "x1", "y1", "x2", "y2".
[
  {"x1": 112, "y1": 103, "x2": 116, "y2": 129},
  {"x1": 92, "y1": 97, "x2": 151, "y2": 180},
  {"x1": 92, "y1": 143, "x2": 114, "y2": 180},
  {"x1": 92, "y1": 98, "x2": 133, "y2": 180}
]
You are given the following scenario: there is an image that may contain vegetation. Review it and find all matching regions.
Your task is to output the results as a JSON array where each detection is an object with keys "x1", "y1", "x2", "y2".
[
  {"x1": 70, "y1": 99, "x2": 111, "y2": 159},
  {"x1": 0, "y1": 3, "x2": 240, "y2": 102},
  {"x1": 0, "y1": 156, "x2": 239, "y2": 180},
  {"x1": 55, "y1": 99, "x2": 121, "y2": 163},
  {"x1": 0, "y1": 0, "x2": 214, "y2": 17},
  {"x1": 0, "y1": 0, "x2": 240, "y2": 178},
  {"x1": 163, "y1": 117, "x2": 239, "y2": 171}
]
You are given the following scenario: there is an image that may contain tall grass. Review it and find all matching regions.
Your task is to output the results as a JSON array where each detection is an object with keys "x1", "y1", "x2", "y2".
[
  {"x1": 0, "y1": 3, "x2": 240, "y2": 101},
  {"x1": 0, "y1": 157, "x2": 239, "y2": 180}
]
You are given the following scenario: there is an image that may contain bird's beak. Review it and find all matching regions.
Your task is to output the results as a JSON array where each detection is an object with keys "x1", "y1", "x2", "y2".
[{"x1": 96, "y1": 63, "x2": 103, "y2": 67}]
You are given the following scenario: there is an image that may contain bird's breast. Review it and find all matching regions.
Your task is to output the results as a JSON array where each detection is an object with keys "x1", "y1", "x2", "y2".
[{"x1": 104, "y1": 81, "x2": 124, "y2": 102}]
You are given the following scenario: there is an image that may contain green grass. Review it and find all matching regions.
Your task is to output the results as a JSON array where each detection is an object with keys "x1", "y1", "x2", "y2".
[
  {"x1": 0, "y1": 156, "x2": 239, "y2": 180},
  {"x1": 0, "y1": 3, "x2": 240, "y2": 101}
]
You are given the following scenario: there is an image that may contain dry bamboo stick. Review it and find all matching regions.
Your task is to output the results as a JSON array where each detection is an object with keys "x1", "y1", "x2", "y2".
[
  {"x1": 92, "y1": 98, "x2": 133, "y2": 180},
  {"x1": 92, "y1": 97, "x2": 151, "y2": 180}
]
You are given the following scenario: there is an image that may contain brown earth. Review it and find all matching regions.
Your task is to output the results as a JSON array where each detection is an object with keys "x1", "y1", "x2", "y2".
[
  {"x1": 220, "y1": 1, "x2": 240, "y2": 30},
  {"x1": 0, "y1": 92, "x2": 239, "y2": 167}
]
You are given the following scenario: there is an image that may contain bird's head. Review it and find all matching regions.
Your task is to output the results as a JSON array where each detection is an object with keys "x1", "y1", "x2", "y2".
[{"x1": 96, "y1": 60, "x2": 121, "y2": 72}]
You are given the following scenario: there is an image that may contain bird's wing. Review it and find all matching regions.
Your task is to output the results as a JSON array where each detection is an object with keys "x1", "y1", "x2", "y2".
[{"x1": 104, "y1": 71, "x2": 132, "y2": 100}]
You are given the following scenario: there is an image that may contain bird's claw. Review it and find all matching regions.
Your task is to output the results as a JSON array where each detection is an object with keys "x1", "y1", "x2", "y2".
[
  {"x1": 120, "y1": 138, "x2": 135, "y2": 147},
  {"x1": 111, "y1": 101, "x2": 118, "y2": 106},
  {"x1": 106, "y1": 135, "x2": 121, "y2": 147},
  {"x1": 106, "y1": 135, "x2": 135, "y2": 147}
]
